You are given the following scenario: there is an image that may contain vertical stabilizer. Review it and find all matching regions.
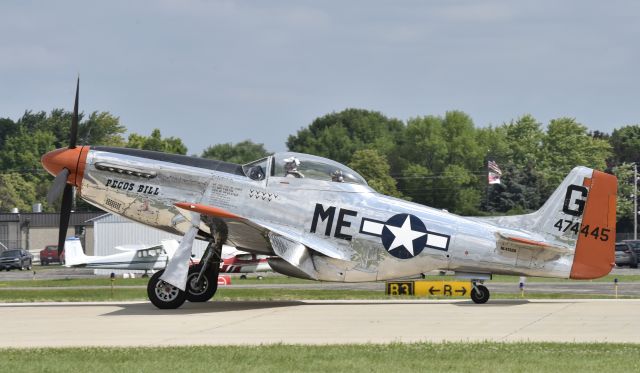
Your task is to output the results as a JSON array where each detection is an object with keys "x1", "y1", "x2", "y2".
[
  {"x1": 524, "y1": 167, "x2": 617, "y2": 279},
  {"x1": 63, "y1": 237, "x2": 89, "y2": 267}
]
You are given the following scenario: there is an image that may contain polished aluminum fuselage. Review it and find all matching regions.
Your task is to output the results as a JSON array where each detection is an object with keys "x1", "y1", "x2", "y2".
[{"x1": 78, "y1": 148, "x2": 572, "y2": 282}]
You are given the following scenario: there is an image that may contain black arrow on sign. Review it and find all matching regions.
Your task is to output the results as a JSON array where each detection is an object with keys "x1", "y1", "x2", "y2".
[
  {"x1": 455, "y1": 288, "x2": 467, "y2": 296},
  {"x1": 429, "y1": 286, "x2": 441, "y2": 295}
]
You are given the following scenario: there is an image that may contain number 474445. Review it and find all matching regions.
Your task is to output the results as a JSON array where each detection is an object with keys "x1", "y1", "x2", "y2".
[{"x1": 553, "y1": 219, "x2": 610, "y2": 242}]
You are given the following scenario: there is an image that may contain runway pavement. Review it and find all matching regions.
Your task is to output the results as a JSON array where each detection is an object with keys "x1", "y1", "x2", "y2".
[{"x1": 1, "y1": 299, "x2": 639, "y2": 347}]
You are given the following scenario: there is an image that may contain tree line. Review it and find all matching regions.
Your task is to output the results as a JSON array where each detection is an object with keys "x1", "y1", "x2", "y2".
[{"x1": 1, "y1": 108, "x2": 638, "y2": 232}]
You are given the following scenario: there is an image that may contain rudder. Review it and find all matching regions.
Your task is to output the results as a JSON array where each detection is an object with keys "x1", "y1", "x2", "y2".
[{"x1": 570, "y1": 170, "x2": 617, "y2": 279}]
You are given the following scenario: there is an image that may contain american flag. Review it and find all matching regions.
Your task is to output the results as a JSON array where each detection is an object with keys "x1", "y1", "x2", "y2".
[{"x1": 488, "y1": 160, "x2": 502, "y2": 184}]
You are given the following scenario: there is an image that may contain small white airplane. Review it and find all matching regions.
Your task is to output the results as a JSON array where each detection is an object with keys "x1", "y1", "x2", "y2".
[
  {"x1": 63, "y1": 237, "x2": 180, "y2": 271},
  {"x1": 64, "y1": 237, "x2": 271, "y2": 276}
]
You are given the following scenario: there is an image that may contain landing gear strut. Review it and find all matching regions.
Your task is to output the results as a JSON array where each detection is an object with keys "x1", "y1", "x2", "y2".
[
  {"x1": 185, "y1": 235, "x2": 223, "y2": 302},
  {"x1": 146, "y1": 215, "x2": 227, "y2": 309},
  {"x1": 471, "y1": 281, "x2": 490, "y2": 304}
]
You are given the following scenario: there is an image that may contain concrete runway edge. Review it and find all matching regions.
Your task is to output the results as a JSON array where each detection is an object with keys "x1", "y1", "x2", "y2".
[{"x1": 1, "y1": 299, "x2": 639, "y2": 347}]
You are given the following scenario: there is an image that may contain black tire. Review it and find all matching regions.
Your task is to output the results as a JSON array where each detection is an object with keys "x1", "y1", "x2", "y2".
[
  {"x1": 630, "y1": 255, "x2": 638, "y2": 269},
  {"x1": 186, "y1": 265, "x2": 218, "y2": 302},
  {"x1": 42, "y1": 260, "x2": 48, "y2": 266},
  {"x1": 471, "y1": 285, "x2": 490, "y2": 304},
  {"x1": 147, "y1": 270, "x2": 187, "y2": 309},
  {"x1": 240, "y1": 274, "x2": 247, "y2": 280}
]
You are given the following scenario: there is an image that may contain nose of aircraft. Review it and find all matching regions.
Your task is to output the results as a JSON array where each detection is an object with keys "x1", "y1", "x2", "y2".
[{"x1": 41, "y1": 146, "x2": 89, "y2": 188}]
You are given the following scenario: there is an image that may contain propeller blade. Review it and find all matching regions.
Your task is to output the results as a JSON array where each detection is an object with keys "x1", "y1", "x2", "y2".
[
  {"x1": 57, "y1": 184, "x2": 74, "y2": 256},
  {"x1": 47, "y1": 168, "x2": 70, "y2": 205},
  {"x1": 69, "y1": 77, "x2": 79, "y2": 149}
]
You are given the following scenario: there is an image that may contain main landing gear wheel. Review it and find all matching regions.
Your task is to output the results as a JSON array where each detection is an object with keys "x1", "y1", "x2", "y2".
[
  {"x1": 147, "y1": 269, "x2": 187, "y2": 309},
  {"x1": 186, "y1": 264, "x2": 218, "y2": 302},
  {"x1": 471, "y1": 284, "x2": 490, "y2": 304}
]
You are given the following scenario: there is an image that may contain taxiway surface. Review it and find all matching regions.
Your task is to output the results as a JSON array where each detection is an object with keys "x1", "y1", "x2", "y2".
[{"x1": 1, "y1": 299, "x2": 639, "y2": 347}]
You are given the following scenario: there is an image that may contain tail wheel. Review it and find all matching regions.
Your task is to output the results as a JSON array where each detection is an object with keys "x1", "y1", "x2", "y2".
[
  {"x1": 147, "y1": 269, "x2": 187, "y2": 309},
  {"x1": 471, "y1": 284, "x2": 490, "y2": 304},
  {"x1": 186, "y1": 264, "x2": 218, "y2": 302}
]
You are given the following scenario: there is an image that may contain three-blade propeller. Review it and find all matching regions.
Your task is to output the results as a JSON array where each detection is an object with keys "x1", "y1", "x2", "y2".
[{"x1": 47, "y1": 78, "x2": 80, "y2": 255}]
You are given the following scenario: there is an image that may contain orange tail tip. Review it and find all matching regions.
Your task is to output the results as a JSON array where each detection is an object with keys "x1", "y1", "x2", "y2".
[{"x1": 570, "y1": 170, "x2": 617, "y2": 279}]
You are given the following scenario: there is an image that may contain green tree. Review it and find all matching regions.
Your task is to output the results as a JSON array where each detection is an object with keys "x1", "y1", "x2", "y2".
[
  {"x1": 400, "y1": 116, "x2": 448, "y2": 172},
  {"x1": 504, "y1": 114, "x2": 544, "y2": 166},
  {"x1": 398, "y1": 111, "x2": 485, "y2": 212},
  {"x1": 484, "y1": 162, "x2": 547, "y2": 214},
  {"x1": 0, "y1": 173, "x2": 38, "y2": 212},
  {"x1": 397, "y1": 163, "x2": 432, "y2": 204},
  {"x1": 613, "y1": 163, "x2": 637, "y2": 225},
  {"x1": 432, "y1": 164, "x2": 481, "y2": 215},
  {"x1": 78, "y1": 112, "x2": 126, "y2": 146},
  {"x1": 349, "y1": 149, "x2": 401, "y2": 197},
  {"x1": 287, "y1": 109, "x2": 404, "y2": 165},
  {"x1": 0, "y1": 117, "x2": 18, "y2": 148},
  {"x1": 202, "y1": 140, "x2": 270, "y2": 164},
  {"x1": 126, "y1": 129, "x2": 187, "y2": 154},
  {"x1": 540, "y1": 118, "x2": 612, "y2": 194},
  {"x1": 0, "y1": 128, "x2": 56, "y2": 171},
  {"x1": 610, "y1": 125, "x2": 640, "y2": 164}
]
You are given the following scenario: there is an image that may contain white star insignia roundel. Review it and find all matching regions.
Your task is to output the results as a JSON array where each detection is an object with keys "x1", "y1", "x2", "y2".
[{"x1": 381, "y1": 213, "x2": 428, "y2": 259}]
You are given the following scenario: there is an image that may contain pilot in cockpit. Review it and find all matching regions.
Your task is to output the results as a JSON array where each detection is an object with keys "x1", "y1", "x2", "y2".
[
  {"x1": 331, "y1": 170, "x2": 344, "y2": 182},
  {"x1": 283, "y1": 157, "x2": 304, "y2": 178}
]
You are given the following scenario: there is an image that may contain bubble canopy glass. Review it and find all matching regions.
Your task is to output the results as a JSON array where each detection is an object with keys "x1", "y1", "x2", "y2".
[{"x1": 243, "y1": 152, "x2": 368, "y2": 186}]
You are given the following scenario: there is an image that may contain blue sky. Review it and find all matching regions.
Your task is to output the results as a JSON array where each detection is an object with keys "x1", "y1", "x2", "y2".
[{"x1": 1, "y1": 1, "x2": 639, "y2": 154}]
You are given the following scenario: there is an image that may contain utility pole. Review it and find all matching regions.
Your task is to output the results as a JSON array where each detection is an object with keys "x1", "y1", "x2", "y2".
[{"x1": 634, "y1": 163, "x2": 638, "y2": 240}]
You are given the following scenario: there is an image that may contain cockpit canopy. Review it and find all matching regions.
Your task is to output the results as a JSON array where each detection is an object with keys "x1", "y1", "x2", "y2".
[{"x1": 242, "y1": 152, "x2": 368, "y2": 186}]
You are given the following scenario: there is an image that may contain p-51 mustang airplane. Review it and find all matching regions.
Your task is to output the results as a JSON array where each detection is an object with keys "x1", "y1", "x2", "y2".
[{"x1": 42, "y1": 80, "x2": 617, "y2": 308}]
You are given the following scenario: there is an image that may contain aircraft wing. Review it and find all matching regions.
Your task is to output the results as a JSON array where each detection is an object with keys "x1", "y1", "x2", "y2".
[
  {"x1": 175, "y1": 202, "x2": 351, "y2": 260},
  {"x1": 114, "y1": 244, "x2": 150, "y2": 252}
]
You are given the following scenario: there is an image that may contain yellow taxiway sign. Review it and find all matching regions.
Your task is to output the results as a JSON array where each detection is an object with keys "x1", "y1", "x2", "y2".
[{"x1": 386, "y1": 280, "x2": 471, "y2": 297}]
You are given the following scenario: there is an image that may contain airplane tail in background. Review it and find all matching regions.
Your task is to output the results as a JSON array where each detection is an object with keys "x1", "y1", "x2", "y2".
[
  {"x1": 63, "y1": 237, "x2": 92, "y2": 267},
  {"x1": 484, "y1": 167, "x2": 617, "y2": 279}
]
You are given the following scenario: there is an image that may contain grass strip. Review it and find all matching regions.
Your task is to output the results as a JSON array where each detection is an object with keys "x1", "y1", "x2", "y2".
[
  {"x1": 1, "y1": 342, "x2": 639, "y2": 373},
  {"x1": 0, "y1": 288, "x2": 633, "y2": 303},
  {"x1": 1, "y1": 273, "x2": 638, "y2": 289}
]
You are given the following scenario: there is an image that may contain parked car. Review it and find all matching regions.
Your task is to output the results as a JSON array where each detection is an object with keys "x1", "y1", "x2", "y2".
[
  {"x1": 615, "y1": 241, "x2": 640, "y2": 268},
  {"x1": 622, "y1": 240, "x2": 640, "y2": 268},
  {"x1": 0, "y1": 249, "x2": 33, "y2": 271},
  {"x1": 40, "y1": 244, "x2": 63, "y2": 265},
  {"x1": 615, "y1": 243, "x2": 632, "y2": 267}
]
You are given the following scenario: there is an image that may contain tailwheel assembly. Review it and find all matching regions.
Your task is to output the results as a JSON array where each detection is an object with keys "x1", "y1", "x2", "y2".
[{"x1": 470, "y1": 282, "x2": 490, "y2": 304}]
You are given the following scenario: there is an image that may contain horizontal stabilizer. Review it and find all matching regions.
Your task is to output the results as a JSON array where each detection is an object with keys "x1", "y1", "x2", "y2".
[{"x1": 497, "y1": 232, "x2": 572, "y2": 255}]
